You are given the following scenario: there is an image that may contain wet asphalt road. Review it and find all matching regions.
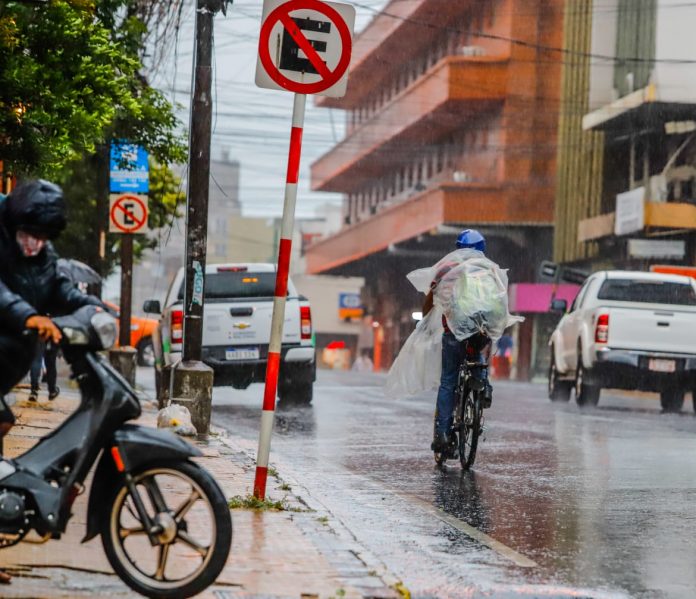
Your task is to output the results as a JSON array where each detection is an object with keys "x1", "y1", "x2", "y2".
[{"x1": 145, "y1": 369, "x2": 696, "y2": 598}]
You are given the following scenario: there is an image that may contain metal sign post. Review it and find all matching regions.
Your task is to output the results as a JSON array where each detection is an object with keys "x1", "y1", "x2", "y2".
[
  {"x1": 253, "y1": 0, "x2": 354, "y2": 499},
  {"x1": 109, "y1": 143, "x2": 149, "y2": 349},
  {"x1": 253, "y1": 92, "x2": 306, "y2": 498}
]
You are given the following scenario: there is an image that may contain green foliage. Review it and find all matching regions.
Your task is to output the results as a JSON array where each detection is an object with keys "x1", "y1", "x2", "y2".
[
  {"x1": 227, "y1": 494, "x2": 288, "y2": 511},
  {"x1": 0, "y1": 0, "x2": 186, "y2": 173},
  {"x1": 0, "y1": 0, "x2": 188, "y2": 273}
]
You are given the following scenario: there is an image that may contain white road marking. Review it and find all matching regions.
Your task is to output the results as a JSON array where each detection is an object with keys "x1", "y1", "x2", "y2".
[{"x1": 406, "y1": 494, "x2": 539, "y2": 568}]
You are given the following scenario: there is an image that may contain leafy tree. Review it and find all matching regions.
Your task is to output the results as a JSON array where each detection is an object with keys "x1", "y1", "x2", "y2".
[
  {"x1": 0, "y1": 0, "x2": 188, "y2": 274},
  {"x1": 0, "y1": 0, "x2": 186, "y2": 173}
]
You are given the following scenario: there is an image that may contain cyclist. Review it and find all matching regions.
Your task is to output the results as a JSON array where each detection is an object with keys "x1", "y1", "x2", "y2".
[{"x1": 423, "y1": 229, "x2": 493, "y2": 453}]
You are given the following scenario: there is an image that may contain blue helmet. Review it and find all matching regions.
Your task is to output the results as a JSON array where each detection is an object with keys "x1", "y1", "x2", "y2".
[{"x1": 456, "y1": 229, "x2": 486, "y2": 252}]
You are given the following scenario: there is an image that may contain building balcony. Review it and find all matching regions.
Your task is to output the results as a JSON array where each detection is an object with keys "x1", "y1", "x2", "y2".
[
  {"x1": 311, "y1": 56, "x2": 508, "y2": 193},
  {"x1": 304, "y1": 179, "x2": 558, "y2": 274},
  {"x1": 578, "y1": 202, "x2": 696, "y2": 243},
  {"x1": 316, "y1": 0, "x2": 470, "y2": 110}
]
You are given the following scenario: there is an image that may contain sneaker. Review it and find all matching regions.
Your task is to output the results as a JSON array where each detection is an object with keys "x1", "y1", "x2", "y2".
[
  {"x1": 431, "y1": 431, "x2": 451, "y2": 453},
  {"x1": 28, "y1": 389, "x2": 39, "y2": 402},
  {"x1": 48, "y1": 386, "x2": 60, "y2": 401}
]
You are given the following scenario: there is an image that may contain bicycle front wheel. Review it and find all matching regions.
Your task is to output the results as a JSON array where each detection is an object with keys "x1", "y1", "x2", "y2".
[{"x1": 459, "y1": 393, "x2": 481, "y2": 470}]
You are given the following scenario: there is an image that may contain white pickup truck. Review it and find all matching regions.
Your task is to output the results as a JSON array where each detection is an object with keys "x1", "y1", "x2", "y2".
[
  {"x1": 144, "y1": 263, "x2": 316, "y2": 403},
  {"x1": 548, "y1": 271, "x2": 696, "y2": 412}
]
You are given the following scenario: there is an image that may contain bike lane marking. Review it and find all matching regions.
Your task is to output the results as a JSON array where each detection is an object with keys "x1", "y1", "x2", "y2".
[{"x1": 405, "y1": 493, "x2": 538, "y2": 568}]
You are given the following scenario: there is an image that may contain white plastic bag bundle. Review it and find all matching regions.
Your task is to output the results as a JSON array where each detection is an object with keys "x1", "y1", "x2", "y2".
[
  {"x1": 408, "y1": 249, "x2": 522, "y2": 342},
  {"x1": 385, "y1": 308, "x2": 443, "y2": 398},
  {"x1": 157, "y1": 404, "x2": 197, "y2": 436}
]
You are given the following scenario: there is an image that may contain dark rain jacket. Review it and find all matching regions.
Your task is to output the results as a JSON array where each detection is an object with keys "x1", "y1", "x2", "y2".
[{"x1": 0, "y1": 196, "x2": 102, "y2": 334}]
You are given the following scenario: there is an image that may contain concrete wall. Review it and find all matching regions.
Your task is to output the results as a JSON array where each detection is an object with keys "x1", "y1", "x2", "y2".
[
  {"x1": 588, "y1": 0, "x2": 619, "y2": 110},
  {"x1": 654, "y1": 0, "x2": 696, "y2": 103}
]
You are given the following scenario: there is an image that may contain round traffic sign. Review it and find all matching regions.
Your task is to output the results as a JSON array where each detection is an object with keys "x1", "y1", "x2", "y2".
[
  {"x1": 258, "y1": 0, "x2": 352, "y2": 95},
  {"x1": 110, "y1": 194, "x2": 148, "y2": 233}
]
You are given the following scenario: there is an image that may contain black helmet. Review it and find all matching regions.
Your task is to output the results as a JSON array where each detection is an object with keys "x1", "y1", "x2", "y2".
[{"x1": 5, "y1": 179, "x2": 67, "y2": 239}]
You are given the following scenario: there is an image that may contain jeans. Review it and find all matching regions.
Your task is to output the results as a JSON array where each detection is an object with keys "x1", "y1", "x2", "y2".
[
  {"x1": 30, "y1": 340, "x2": 58, "y2": 392},
  {"x1": 434, "y1": 332, "x2": 487, "y2": 436}
]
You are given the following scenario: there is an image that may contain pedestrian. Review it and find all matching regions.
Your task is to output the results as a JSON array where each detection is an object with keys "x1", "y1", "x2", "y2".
[
  {"x1": 0, "y1": 180, "x2": 105, "y2": 582},
  {"x1": 493, "y1": 334, "x2": 513, "y2": 380},
  {"x1": 352, "y1": 350, "x2": 374, "y2": 372},
  {"x1": 29, "y1": 340, "x2": 60, "y2": 401}
]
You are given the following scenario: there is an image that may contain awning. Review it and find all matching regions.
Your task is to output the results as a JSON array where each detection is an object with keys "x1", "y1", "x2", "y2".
[
  {"x1": 509, "y1": 284, "x2": 580, "y2": 314},
  {"x1": 583, "y1": 84, "x2": 696, "y2": 132}
]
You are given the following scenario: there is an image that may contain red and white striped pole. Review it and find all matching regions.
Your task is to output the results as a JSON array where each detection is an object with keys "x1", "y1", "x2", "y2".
[{"x1": 254, "y1": 93, "x2": 307, "y2": 499}]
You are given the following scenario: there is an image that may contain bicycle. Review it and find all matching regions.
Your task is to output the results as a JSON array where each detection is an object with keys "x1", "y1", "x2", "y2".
[{"x1": 434, "y1": 333, "x2": 491, "y2": 470}]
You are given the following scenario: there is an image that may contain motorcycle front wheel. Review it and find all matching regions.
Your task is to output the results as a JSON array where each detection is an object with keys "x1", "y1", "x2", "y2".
[{"x1": 100, "y1": 460, "x2": 232, "y2": 598}]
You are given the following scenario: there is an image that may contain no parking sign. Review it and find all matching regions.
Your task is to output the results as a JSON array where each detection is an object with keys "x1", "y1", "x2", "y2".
[
  {"x1": 109, "y1": 194, "x2": 149, "y2": 234},
  {"x1": 255, "y1": 0, "x2": 355, "y2": 98}
]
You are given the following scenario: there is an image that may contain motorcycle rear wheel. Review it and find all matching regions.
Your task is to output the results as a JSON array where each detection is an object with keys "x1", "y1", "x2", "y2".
[{"x1": 100, "y1": 460, "x2": 232, "y2": 598}]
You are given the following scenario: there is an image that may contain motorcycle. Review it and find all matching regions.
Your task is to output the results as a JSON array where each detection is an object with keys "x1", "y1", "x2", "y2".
[{"x1": 0, "y1": 305, "x2": 232, "y2": 598}]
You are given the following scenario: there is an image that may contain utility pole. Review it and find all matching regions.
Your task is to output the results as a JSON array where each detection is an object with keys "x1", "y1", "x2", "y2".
[
  {"x1": 172, "y1": 0, "x2": 227, "y2": 436},
  {"x1": 182, "y1": 0, "x2": 226, "y2": 362}
]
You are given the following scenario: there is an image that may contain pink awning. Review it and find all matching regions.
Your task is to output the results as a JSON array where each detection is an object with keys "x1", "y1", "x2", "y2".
[{"x1": 510, "y1": 284, "x2": 581, "y2": 314}]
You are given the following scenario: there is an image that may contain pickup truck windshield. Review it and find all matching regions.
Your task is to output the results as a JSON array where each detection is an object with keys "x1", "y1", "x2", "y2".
[
  {"x1": 177, "y1": 272, "x2": 278, "y2": 299},
  {"x1": 597, "y1": 280, "x2": 696, "y2": 306}
]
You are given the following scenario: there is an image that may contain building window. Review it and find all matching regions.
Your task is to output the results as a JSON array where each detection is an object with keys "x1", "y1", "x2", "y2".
[{"x1": 214, "y1": 243, "x2": 226, "y2": 257}]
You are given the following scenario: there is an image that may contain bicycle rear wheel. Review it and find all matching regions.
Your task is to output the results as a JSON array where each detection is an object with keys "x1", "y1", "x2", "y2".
[{"x1": 459, "y1": 393, "x2": 481, "y2": 470}]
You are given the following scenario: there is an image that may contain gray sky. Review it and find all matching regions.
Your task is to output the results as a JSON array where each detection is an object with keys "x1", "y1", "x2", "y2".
[{"x1": 152, "y1": 0, "x2": 386, "y2": 218}]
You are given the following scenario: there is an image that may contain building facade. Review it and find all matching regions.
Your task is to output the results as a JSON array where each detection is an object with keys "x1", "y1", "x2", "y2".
[
  {"x1": 555, "y1": 0, "x2": 696, "y2": 270},
  {"x1": 306, "y1": 0, "x2": 565, "y2": 375}
]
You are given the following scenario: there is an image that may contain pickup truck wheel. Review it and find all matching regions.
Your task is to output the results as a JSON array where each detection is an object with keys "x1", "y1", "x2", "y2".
[
  {"x1": 279, "y1": 382, "x2": 313, "y2": 405},
  {"x1": 137, "y1": 337, "x2": 155, "y2": 367},
  {"x1": 548, "y1": 349, "x2": 572, "y2": 402},
  {"x1": 660, "y1": 390, "x2": 684, "y2": 413},
  {"x1": 575, "y1": 357, "x2": 600, "y2": 407}
]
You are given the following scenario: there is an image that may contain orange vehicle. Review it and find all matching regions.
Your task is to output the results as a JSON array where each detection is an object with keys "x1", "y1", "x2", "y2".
[{"x1": 104, "y1": 301, "x2": 158, "y2": 366}]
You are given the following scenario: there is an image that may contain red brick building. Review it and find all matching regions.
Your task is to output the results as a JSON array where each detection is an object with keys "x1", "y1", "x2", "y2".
[{"x1": 307, "y1": 0, "x2": 565, "y2": 376}]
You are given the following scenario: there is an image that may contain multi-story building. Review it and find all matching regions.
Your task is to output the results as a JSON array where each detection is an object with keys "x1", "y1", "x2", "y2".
[
  {"x1": 306, "y1": 0, "x2": 564, "y2": 375},
  {"x1": 555, "y1": 0, "x2": 696, "y2": 270}
]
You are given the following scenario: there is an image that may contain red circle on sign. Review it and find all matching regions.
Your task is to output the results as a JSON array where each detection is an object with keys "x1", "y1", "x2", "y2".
[
  {"x1": 258, "y1": 0, "x2": 352, "y2": 95},
  {"x1": 110, "y1": 195, "x2": 147, "y2": 233}
]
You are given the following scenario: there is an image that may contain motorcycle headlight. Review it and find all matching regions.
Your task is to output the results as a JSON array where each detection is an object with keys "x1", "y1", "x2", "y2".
[
  {"x1": 62, "y1": 326, "x2": 89, "y2": 345},
  {"x1": 91, "y1": 312, "x2": 118, "y2": 349}
]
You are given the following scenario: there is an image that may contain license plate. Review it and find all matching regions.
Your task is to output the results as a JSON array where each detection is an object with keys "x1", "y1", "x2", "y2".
[
  {"x1": 649, "y1": 359, "x2": 676, "y2": 373},
  {"x1": 225, "y1": 348, "x2": 260, "y2": 361}
]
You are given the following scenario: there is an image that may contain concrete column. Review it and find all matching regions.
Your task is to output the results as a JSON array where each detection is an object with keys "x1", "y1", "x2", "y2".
[
  {"x1": 109, "y1": 347, "x2": 137, "y2": 387},
  {"x1": 169, "y1": 361, "x2": 214, "y2": 437}
]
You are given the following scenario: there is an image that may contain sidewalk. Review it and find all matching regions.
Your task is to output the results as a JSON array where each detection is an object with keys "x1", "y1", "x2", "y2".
[{"x1": 0, "y1": 388, "x2": 397, "y2": 598}]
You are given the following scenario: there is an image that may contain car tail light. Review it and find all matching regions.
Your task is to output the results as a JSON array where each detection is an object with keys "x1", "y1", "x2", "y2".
[
  {"x1": 595, "y1": 313, "x2": 609, "y2": 344},
  {"x1": 300, "y1": 306, "x2": 312, "y2": 340},
  {"x1": 171, "y1": 309, "x2": 184, "y2": 344},
  {"x1": 217, "y1": 266, "x2": 247, "y2": 272}
]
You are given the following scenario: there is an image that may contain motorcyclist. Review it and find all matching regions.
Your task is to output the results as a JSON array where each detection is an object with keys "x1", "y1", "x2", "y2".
[
  {"x1": 423, "y1": 229, "x2": 493, "y2": 453},
  {"x1": 0, "y1": 179, "x2": 104, "y2": 439}
]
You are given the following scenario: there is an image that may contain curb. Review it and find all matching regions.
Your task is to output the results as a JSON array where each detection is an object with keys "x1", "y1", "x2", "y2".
[{"x1": 211, "y1": 425, "x2": 403, "y2": 598}]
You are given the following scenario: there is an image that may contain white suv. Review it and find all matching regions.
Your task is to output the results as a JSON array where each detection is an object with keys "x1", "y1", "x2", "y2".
[{"x1": 145, "y1": 263, "x2": 316, "y2": 403}]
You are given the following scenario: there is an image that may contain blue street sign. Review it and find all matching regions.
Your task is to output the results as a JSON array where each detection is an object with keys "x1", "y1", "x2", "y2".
[
  {"x1": 110, "y1": 142, "x2": 149, "y2": 193},
  {"x1": 338, "y1": 292, "x2": 363, "y2": 320}
]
